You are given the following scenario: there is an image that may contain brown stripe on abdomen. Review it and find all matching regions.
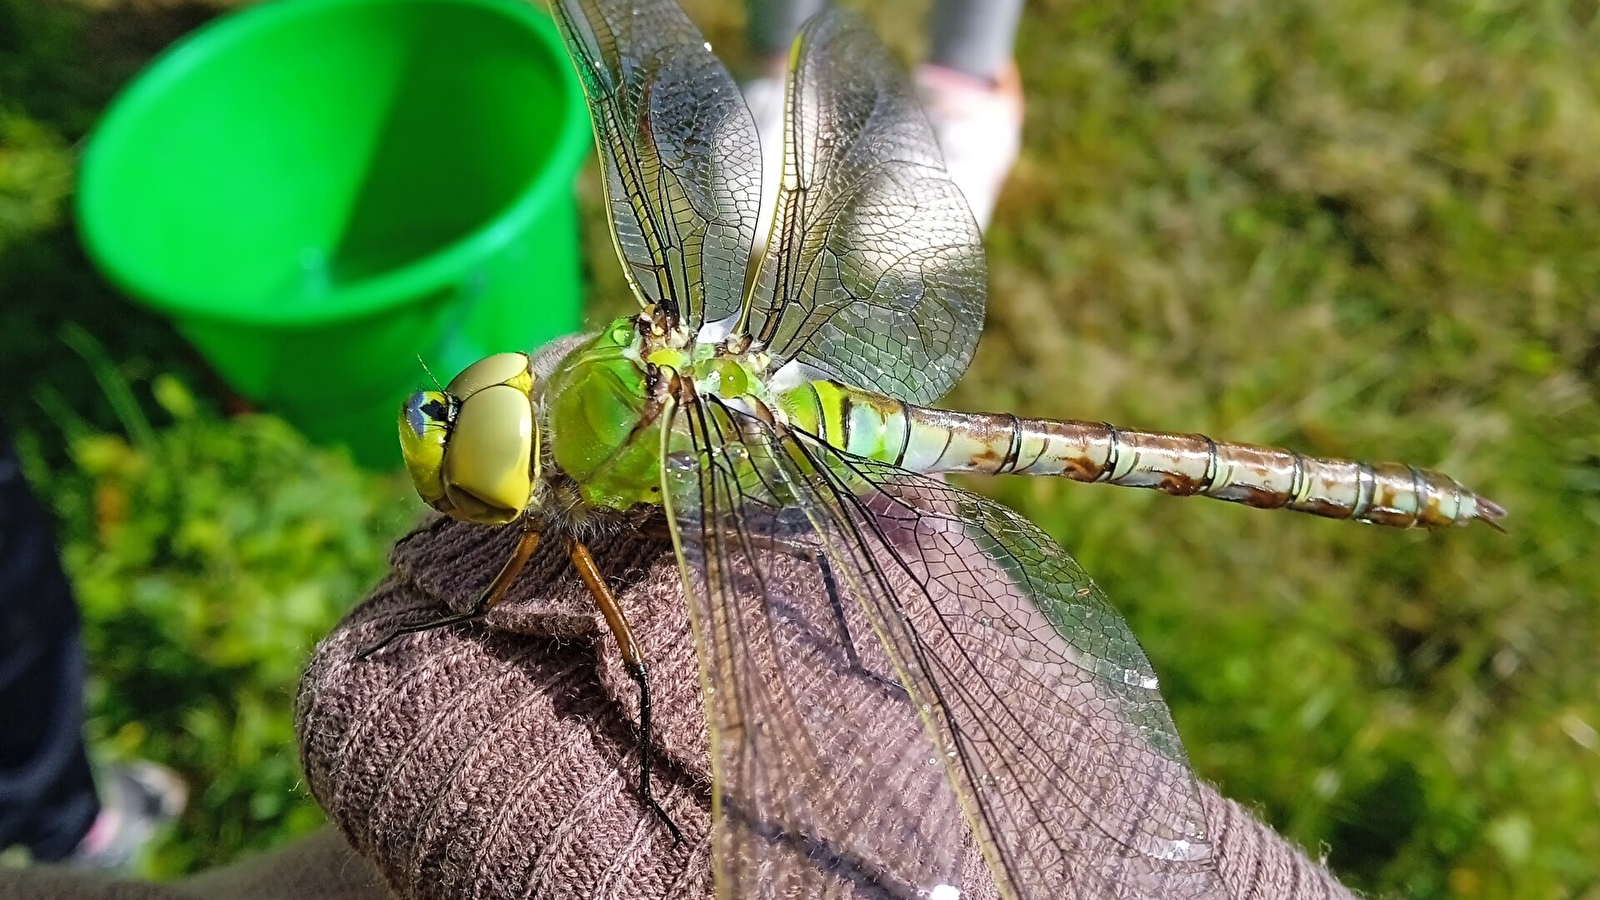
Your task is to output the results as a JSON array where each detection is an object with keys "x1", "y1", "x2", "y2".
[
  {"x1": 784, "y1": 380, "x2": 1503, "y2": 531},
  {"x1": 904, "y1": 408, "x2": 1502, "y2": 530}
]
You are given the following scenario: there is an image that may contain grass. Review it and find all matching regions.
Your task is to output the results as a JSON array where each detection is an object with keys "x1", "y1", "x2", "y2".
[
  {"x1": 977, "y1": 1, "x2": 1600, "y2": 895},
  {"x1": 1, "y1": 0, "x2": 421, "y2": 873},
  {"x1": 3, "y1": 0, "x2": 1597, "y2": 896}
]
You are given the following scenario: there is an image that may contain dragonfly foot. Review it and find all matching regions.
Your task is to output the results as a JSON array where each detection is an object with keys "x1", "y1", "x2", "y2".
[
  {"x1": 645, "y1": 790, "x2": 684, "y2": 847},
  {"x1": 356, "y1": 610, "x2": 485, "y2": 660},
  {"x1": 625, "y1": 661, "x2": 684, "y2": 846}
]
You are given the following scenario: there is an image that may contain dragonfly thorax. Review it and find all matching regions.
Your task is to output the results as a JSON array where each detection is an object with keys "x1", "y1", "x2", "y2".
[{"x1": 542, "y1": 314, "x2": 781, "y2": 512}]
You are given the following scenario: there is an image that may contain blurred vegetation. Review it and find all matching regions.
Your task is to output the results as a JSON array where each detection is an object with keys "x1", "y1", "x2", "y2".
[
  {"x1": 29, "y1": 346, "x2": 416, "y2": 874},
  {"x1": 973, "y1": 3, "x2": 1600, "y2": 897},
  {"x1": 2, "y1": 0, "x2": 1596, "y2": 896},
  {"x1": 1, "y1": 0, "x2": 419, "y2": 874}
]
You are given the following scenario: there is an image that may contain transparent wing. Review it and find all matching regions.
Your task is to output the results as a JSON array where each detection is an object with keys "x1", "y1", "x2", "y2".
[
  {"x1": 660, "y1": 395, "x2": 972, "y2": 898},
  {"x1": 660, "y1": 397, "x2": 1226, "y2": 899},
  {"x1": 550, "y1": 0, "x2": 761, "y2": 330},
  {"x1": 740, "y1": 10, "x2": 986, "y2": 405}
]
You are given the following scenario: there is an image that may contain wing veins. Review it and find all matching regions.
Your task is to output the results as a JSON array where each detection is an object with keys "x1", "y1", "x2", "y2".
[
  {"x1": 687, "y1": 396, "x2": 860, "y2": 896},
  {"x1": 778, "y1": 433, "x2": 1062, "y2": 889},
  {"x1": 553, "y1": 0, "x2": 760, "y2": 329},
  {"x1": 736, "y1": 9, "x2": 984, "y2": 404},
  {"x1": 683, "y1": 397, "x2": 982, "y2": 895},
  {"x1": 815, "y1": 443, "x2": 1171, "y2": 848},
  {"x1": 775, "y1": 427, "x2": 1220, "y2": 895}
]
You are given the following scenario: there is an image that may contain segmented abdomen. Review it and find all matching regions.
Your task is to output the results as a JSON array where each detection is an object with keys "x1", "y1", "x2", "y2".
[{"x1": 780, "y1": 381, "x2": 1504, "y2": 530}]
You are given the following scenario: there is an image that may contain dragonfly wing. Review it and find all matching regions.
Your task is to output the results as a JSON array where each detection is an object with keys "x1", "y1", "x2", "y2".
[
  {"x1": 550, "y1": 0, "x2": 761, "y2": 330},
  {"x1": 743, "y1": 9, "x2": 986, "y2": 405},
  {"x1": 661, "y1": 396, "x2": 972, "y2": 898},
  {"x1": 661, "y1": 397, "x2": 1226, "y2": 899},
  {"x1": 788, "y1": 442, "x2": 1228, "y2": 899}
]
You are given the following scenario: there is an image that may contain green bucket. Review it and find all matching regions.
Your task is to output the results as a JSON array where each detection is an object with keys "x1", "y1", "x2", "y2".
[{"x1": 78, "y1": 0, "x2": 590, "y2": 467}]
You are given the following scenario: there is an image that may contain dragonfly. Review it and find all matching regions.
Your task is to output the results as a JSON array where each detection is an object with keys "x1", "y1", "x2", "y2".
[{"x1": 370, "y1": 1, "x2": 1504, "y2": 897}]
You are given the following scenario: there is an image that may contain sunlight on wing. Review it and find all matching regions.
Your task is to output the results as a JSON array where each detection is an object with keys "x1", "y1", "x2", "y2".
[
  {"x1": 660, "y1": 395, "x2": 972, "y2": 898},
  {"x1": 662, "y1": 398, "x2": 1227, "y2": 899},
  {"x1": 550, "y1": 0, "x2": 762, "y2": 330},
  {"x1": 741, "y1": 10, "x2": 986, "y2": 405}
]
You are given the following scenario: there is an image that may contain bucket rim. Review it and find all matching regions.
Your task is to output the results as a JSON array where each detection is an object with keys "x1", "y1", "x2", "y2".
[{"x1": 76, "y1": 0, "x2": 592, "y2": 328}]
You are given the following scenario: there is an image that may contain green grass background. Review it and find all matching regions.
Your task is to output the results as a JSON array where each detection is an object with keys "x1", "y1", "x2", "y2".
[{"x1": 2, "y1": 0, "x2": 1596, "y2": 896}]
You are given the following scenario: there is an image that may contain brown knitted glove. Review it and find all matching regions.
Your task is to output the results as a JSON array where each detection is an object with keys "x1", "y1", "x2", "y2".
[{"x1": 296, "y1": 516, "x2": 1358, "y2": 900}]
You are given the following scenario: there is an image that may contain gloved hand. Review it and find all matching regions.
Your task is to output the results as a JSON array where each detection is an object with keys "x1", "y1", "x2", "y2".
[{"x1": 295, "y1": 516, "x2": 1357, "y2": 900}]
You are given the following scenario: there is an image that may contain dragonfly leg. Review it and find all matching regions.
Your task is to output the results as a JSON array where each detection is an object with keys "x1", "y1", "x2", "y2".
[
  {"x1": 743, "y1": 534, "x2": 915, "y2": 699},
  {"x1": 358, "y1": 519, "x2": 542, "y2": 659},
  {"x1": 647, "y1": 516, "x2": 900, "y2": 691},
  {"x1": 565, "y1": 536, "x2": 684, "y2": 846},
  {"x1": 812, "y1": 550, "x2": 861, "y2": 670},
  {"x1": 803, "y1": 548, "x2": 908, "y2": 698},
  {"x1": 784, "y1": 542, "x2": 864, "y2": 672},
  {"x1": 391, "y1": 512, "x2": 452, "y2": 554}
]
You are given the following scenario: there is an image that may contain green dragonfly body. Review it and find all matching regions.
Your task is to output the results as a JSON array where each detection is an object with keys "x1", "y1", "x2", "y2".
[
  {"x1": 391, "y1": 1, "x2": 1502, "y2": 897},
  {"x1": 407, "y1": 315, "x2": 1498, "y2": 529}
]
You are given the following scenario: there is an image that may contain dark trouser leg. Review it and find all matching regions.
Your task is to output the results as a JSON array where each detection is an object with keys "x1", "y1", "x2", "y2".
[
  {"x1": 0, "y1": 427, "x2": 99, "y2": 861},
  {"x1": 0, "y1": 636, "x2": 97, "y2": 861},
  {"x1": 926, "y1": 0, "x2": 1026, "y2": 82}
]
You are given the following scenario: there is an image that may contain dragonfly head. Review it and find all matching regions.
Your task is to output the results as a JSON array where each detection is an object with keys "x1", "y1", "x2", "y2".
[{"x1": 399, "y1": 352, "x2": 540, "y2": 527}]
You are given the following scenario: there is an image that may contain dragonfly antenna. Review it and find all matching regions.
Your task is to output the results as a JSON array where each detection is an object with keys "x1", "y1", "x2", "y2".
[{"x1": 417, "y1": 356, "x2": 444, "y2": 391}]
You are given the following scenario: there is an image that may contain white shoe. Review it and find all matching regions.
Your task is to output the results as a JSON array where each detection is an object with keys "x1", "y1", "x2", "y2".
[
  {"x1": 915, "y1": 62, "x2": 1023, "y2": 231},
  {"x1": 67, "y1": 760, "x2": 188, "y2": 870},
  {"x1": 743, "y1": 59, "x2": 1022, "y2": 242}
]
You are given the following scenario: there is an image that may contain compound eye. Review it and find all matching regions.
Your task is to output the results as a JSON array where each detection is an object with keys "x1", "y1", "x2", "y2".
[
  {"x1": 445, "y1": 352, "x2": 534, "y2": 400},
  {"x1": 440, "y1": 384, "x2": 534, "y2": 526},
  {"x1": 398, "y1": 391, "x2": 454, "y2": 506}
]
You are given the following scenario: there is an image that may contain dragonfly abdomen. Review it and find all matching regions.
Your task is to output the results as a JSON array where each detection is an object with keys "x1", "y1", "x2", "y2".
[{"x1": 781, "y1": 380, "x2": 1504, "y2": 529}]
